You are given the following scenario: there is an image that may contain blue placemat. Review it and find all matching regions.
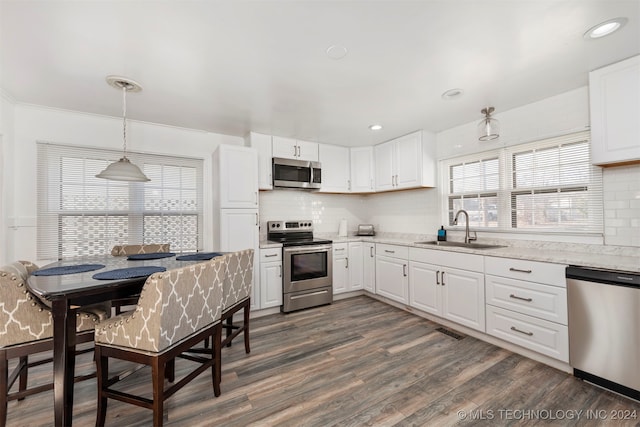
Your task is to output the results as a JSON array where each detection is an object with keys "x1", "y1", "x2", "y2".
[
  {"x1": 127, "y1": 252, "x2": 176, "y2": 261},
  {"x1": 33, "y1": 264, "x2": 105, "y2": 276},
  {"x1": 176, "y1": 252, "x2": 225, "y2": 261},
  {"x1": 92, "y1": 266, "x2": 166, "y2": 280}
]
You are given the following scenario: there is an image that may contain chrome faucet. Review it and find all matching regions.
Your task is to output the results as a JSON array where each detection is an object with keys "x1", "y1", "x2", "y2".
[{"x1": 453, "y1": 209, "x2": 477, "y2": 244}]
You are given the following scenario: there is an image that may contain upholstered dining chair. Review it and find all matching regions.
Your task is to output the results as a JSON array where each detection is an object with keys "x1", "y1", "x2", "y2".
[
  {"x1": 0, "y1": 261, "x2": 108, "y2": 426},
  {"x1": 220, "y1": 249, "x2": 254, "y2": 353},
  {"x1": 110, "y1": 243, "x2": 171, "y2": 314},
  {"x1": 94, "y1": 253, "x2": 228, "y2": 427}
]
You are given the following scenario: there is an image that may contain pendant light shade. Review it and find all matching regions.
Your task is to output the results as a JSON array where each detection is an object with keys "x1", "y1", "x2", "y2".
[
  {"x1": 96, "y1": 76, "x2": 150, "y2": 182},
  {"x1": 477, "y1": 107, "x2": 500, "y2": 141}
]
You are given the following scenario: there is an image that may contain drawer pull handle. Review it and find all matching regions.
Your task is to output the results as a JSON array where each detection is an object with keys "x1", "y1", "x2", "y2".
[
  {"x1": 509, "y1": 267, "x2": 532, "y2": 274},
  {"x1": 510, "y1": 326, "x2": 533, "y2": 336},
  {"x1": 335, "y1": 248, "x2": 345, "y2": 251},
  {"x1": 290, "y1": 289, "x2": 328, "y2": 300},
  {"x1": 509, "y1": 294, "x2": 532, "y2": 302},
  {"x1": 264, "y1": 253, "x2": 278, "y2": 258},
  {"x1": 384, "y1": 250, "x2": 395, "y2": 254}
]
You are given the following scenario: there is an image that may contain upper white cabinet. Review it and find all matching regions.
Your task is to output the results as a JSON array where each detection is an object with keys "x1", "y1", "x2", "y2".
[
  {"x1": 589, "y1": 55, "x2": 640, "y2": 165},
  {"x1": 350, "y1": 146, "x2": 375, "y2": 193},
  {"x1": 244, "y1": 132, "x2": 273, "y2": 190},
  {"x1": 272, "y1": 136, "x2": 319, "y2": 162},
  {"x1": 374, "y1": 130, "x2": 435, "y2": 192},
  {"x1": 213, "y1": 144, "x2": 259, "y2": 209},
  {"x1": 319, "y1": 144, "x2": 350, "y2": 193}
]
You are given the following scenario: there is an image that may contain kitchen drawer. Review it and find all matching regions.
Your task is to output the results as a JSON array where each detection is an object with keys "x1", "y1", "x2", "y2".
[
  {"x1": 485, "y1": 257, "x2": 566, "y2": 287},
  {"x1": 260, "y1": 247, "x2": 282, "y2": 262},
  {"x1": 486, "y1": 275, "x2": 567, "y2": 324},
  {"x1": 409, "y1": 247, "x2": 483, "y2": 272},
  {"x1": 486, "y1": 305, "x2": 569, "y2": 362},
  {"x1": 376, "y1": 244, "x2": 408, "y2": 260},
  {"x1": 333, "y1": 242, "x2": 348, "y2": 258}
]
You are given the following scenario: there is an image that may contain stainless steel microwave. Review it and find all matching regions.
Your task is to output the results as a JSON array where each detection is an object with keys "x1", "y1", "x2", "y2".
[{"x1": 272, "y1": 157, "x2": 322, "y2": 189}]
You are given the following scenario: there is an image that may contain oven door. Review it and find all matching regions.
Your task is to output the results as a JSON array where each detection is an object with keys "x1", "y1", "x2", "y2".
[{"x1": 283, "y1": 244, "x2": 332, "y2": 293}]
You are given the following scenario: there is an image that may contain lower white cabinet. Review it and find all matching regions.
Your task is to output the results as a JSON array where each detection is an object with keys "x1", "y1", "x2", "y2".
[
  {"x1": 333, "y1": 243, "x2": 349, "y2": 294},
  {"x1": 375, "y1": 244, "x2": 409, "y2": 304},
  {"x1": 259, "y1": 248, "x2": 282, "y2": 309},
  {"x1": 484, "y1": 256, "x2": 568, "y2": 362},
  {"x1": 363, "y1": 242, "x2": 376, "y2": 292},
  {"x1": 333, "y1": 242, "x2": 364, "y2": 294},
  {"x1": 408, "y1": 248, "x2": 485, "y2": 332}
]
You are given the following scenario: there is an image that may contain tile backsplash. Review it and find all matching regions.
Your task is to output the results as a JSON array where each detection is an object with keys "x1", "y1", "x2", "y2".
[{"x1": 603, "y1": 164, "x2": 640, "y2": 247}]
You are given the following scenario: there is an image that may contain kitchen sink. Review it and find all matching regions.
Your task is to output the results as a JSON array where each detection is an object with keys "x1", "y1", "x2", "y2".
[{"x1": 414, "y1": 241, "x2": 507, "y2": 250}]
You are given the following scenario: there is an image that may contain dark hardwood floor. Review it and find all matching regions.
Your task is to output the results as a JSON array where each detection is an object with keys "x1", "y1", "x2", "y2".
[{"x1": 6, "y1": 296, "x2": 640, "y2": 426}]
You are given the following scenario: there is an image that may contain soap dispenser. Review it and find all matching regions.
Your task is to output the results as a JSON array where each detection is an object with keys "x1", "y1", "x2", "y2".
[{"x1": 437, "y1": 226, "x2": 447, "y2": 242}]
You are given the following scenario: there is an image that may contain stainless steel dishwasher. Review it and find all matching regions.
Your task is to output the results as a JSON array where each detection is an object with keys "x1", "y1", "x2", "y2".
[{"x1": 566, "y1": 266, "x2": 640, "y2": 401}]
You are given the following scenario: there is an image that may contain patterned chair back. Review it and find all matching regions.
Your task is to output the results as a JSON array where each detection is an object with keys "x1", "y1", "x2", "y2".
[
  {"x1": 111, "y1": 243, "x2": 171, "y2": 257},
  {"x1": 96, "y1": 253, "x2": 228, "y2": 352},
  {"x1": 0, "y1": 261, "x2": 99, "y2": 348},
  {"x1": 221, "y1": 249, "x2": 254, "y2": 313}
]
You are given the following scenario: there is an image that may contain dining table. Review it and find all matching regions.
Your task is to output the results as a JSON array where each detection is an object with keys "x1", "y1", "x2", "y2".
[{"x1": 27, "y1": 252, "x2": 223, "y2": 427}]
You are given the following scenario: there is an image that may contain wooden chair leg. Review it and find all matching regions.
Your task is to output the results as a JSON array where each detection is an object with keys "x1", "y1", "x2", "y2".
[
  {"x1": 0, "y1": 351, "x2": 8, "y2": 427},
  {"x1": 213, "y1": 325, "x2": 221, "y2": 397},
  {"x1": 17, "y1": 356, "x2": 28, "y2": 400},
  {"x1": 225, "y1": 317, "x2": 233, "y2": 347},
  {"x1": 95, "y1": 347, "x2": 108, "y2": 427},
  {"x1": 243, "y1": 301, "x2": 250, "y2": 354},
  {"x1": 152, "y1": 359, "x2": 165, "y2": 427},
  {"x1": 164, "y1": 359, "x2": 175, "y2": 383}
]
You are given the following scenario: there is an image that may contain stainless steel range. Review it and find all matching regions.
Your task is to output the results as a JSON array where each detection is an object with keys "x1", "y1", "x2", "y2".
[{"x1": 267, "y1": 220, "x2": 333, "y2": 313}]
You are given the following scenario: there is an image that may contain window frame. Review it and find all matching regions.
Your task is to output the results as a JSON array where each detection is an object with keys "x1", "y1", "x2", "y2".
[
  {"x1": 440, "y1": 131, "x2": 603, "y2": 236},
  {"x1": 37, "y1": 142, "x2": 204, "y2": 260}
]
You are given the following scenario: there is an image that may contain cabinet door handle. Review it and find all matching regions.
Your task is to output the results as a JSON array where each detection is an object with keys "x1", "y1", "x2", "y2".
[
  {"x1": 255, "y1": 191, "x2": 258, "y2": 205},
  {"x1": 509, "y1": 294, "x2": 533, "y2": 302},
  {"x1": 509, "y1": 267, "x2": 532, "y2": 274},
  {"x1": 346, "y1": 258, "x2": 349, "y2": 268},
  {"x1": 384, "y1": 250, "x2": 395, "y2": 254},
  {"x1": 255, "y1": 213, "x2": 259, "y2": 226},
  {"x1": 370, "y1": 246, "x2": 374, "y2": 257},
  {"x1": 441, "y1": 271, "x2": 445, "y2": 286},
  {"x1": 264, "y1": 253, "x2": 278, "y2": 258},
  {"x1": 403, "y1": 264, "x2": 407, "y2": 277},
  {"x1": 348, "y1": 180, "x2": 351, "y2": 191},
  {"x1": 510, "y1": 326, "x2": 533, "y2": 336},
  {"x1": 293, "y1": 145, "x2": 298, "y2": 157},
  {"x1": 436, "y1": 270, "x2": 440, "y2": 285},
  {"x1": 279, "y1": 264, "x2": 282, "y2": 277}
]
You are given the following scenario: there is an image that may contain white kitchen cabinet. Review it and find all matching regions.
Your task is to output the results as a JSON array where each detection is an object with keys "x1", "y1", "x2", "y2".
[
  {"x1": 319, "y1": 144, "x2": 350, "y2": 193},
  {"x1": 374, "y1": 130, "x2": 436, "y2": 192},
  {"x1": 363, "y1": 242, "x2": 376, "y2": 292},
  {"x1": 333, "y1": 243, "x2": 349, "y2": 294},
  {"x1": 348, "y1": 241, "x2": 363, "y2": 291},
  {"x1": 214, "y1": 144, "x2": 259, "y2": 209},
  {"x1": 259, "y1": 248, "x2": 282, "y2": 309},
  {"x1": 589, "y1": 55, "x2": 640, "y2": 165},
  {"x1": 375, "y1": 244, "x2": 409, "y2": 304},
  {"x1": 408, "y1": 248, "x2": 485, "y2": 332},
  {"x1": 212, "y1": 144, "x2": 260, "y2": 311},
  {"x1": 272, "y1": 136, "x2": 319, "y2": 162},
  {"x1": 244, "y1": 132, "x2": 273, "y2": 190},
  {"x1": 484, "y1": 256, "x2": 568, "y2": 362},
  {"x1": 350, "y1": 146, "x2": 375, "y2": 193}
]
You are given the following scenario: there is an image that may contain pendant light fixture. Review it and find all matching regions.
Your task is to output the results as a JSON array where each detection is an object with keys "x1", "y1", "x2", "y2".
[
  {"x1": 477, "y1": 106, "x2": 499, "y2": 141},
  {"x1": 96, "y1": 76, "x2": 150, "y2": 182}
]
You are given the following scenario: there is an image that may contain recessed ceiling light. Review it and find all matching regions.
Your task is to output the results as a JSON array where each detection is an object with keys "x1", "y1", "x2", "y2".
[
  {"x1": 441, "y1": 88, "x2": 464, "y2": 100},
  {"x1": 369, "y1": 124, "x2": 383, "y2": 131},
  {"x1": 326, "y1": 45, "x2": 348, "y2": 60},
  {"x1": 584, "y1": 17, "x2": 628, "y2": 39}
]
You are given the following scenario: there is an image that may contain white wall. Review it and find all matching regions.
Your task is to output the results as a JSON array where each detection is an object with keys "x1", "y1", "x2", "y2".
[{"x1": 5, "y1": 103, "x2": 243, "y2": 263}]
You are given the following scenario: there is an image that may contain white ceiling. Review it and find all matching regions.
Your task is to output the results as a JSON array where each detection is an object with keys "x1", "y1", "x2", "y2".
[{"x1": 1, "y1": 1, "x2": 639, "y2": 146}]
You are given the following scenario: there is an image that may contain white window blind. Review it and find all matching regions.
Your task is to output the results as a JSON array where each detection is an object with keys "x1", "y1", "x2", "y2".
[
  {"x1": 37, "y1": 142, "x2": 203, "y2": 259},
  {"x1": 506, "y1": 131, "x2": 603, "y2": 232},
  {"x1": 442, "y1": 131, "x2": 603, "y2": 234}
]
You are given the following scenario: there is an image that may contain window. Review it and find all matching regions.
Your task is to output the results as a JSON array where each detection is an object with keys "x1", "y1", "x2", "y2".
[
  {"x1": 37, "y1": 143, "x2": 203, "y2": 259},
  {"x1": 442, "y1": 131, "x2": 603, "y2": 234}
]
